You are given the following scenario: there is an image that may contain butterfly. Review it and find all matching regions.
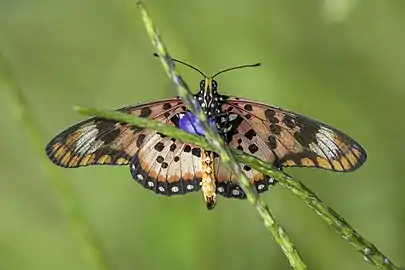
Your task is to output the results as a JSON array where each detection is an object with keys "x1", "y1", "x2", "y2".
[{"x1": 45, "y1": 56, "x2": 367, "y2": 210}]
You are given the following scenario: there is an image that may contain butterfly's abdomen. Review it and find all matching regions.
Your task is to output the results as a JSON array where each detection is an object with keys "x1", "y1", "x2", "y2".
[{"x1": 201, "y1": 150, "x2": 217, "y2": 210}]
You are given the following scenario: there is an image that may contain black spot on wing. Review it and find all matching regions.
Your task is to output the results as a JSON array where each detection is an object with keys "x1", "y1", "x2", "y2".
[
  {"x1": 244, "y1": 104, "x2": 253, "y2": 111},
  {"x1": 268, "y1": 135, "x2": 277, "y2": 149},
  {"x1": 140, "y1": 107, "x2": 152, "y2": 117},
  {"x1": 192, "y1": 147, "x2": 201, "y2": 157},
  {"x1": 244, "y1": 129, "x2": 257, "y2": 140},
  {"x1": 248, "y1": 144, "x2": 259, "y2": 154},
  {"x1": 170, "y1": 144, "x2": 177, "y2": 151},
  {"x1": 154, "y1": 142, "x2": 165, "y2": 152},
  {"x1": 163, "y1": 103, "x2": 172, "y2": 110},
  {"x1": 265, "y1": 109, "x2": 279, "y2": 123},
  {"x1": 136, "y1": 134, "x2": 146, "y2": 147},
  {"x1": 184, "y1": 145, "x2": 191, "y2": 153}
]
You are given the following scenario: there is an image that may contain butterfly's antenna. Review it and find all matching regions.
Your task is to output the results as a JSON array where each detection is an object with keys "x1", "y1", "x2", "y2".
[
  {"x1": 212, "y1": 63, "x2": 261, "y2": 78},
  {"x1": 153, "y1": 53, "x2": 206, "y2": 77}
]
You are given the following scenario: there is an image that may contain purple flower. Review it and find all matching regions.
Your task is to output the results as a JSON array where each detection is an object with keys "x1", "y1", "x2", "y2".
[{"x1": 178, "y1": 112, "x2": 216, "y2": 136}]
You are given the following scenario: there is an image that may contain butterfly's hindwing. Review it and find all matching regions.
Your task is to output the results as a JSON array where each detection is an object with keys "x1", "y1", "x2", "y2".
[
  {"x1": 130, "y1": 137, "x2": 203, "y2": 196},
  {"x1": 214, "y1": 156, "x2": 278, "y2": 199},
  {"x1": 222, "y1": 97, "x2": 366, "y2": 172},
  {"x1": 213, "y1": 110, "x2": 279, "y2": 199}
]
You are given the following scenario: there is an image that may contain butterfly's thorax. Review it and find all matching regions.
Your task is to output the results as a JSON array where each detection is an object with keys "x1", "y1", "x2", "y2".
[
  {"x1": 194, "y1": 78, "x2": 222, "y2": 117},
  {"x1": 201, "y1": 150, "x2": 216, "y2": 209}
]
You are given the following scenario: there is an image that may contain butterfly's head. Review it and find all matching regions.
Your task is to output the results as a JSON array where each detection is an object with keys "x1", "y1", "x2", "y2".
[{"x1": 199, "y1": 78, "x2": 218, "y2": 92}]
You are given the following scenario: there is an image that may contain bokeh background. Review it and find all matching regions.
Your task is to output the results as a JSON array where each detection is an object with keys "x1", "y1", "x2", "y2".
[{"x1": 1, "y1": 0, "x2": 405, "y2": 269}]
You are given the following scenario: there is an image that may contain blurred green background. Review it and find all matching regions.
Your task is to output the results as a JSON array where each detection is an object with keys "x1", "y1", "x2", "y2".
[{"x1": 1, "y1": 0, "x2": 405, "y2": 269}]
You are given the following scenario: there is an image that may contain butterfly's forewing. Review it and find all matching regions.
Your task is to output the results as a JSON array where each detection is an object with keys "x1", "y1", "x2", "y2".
[
  {"x1": 46, "y1": 98, "x2": 184, "y2": 168},
  {"x1": 222, "y1": 97, "x2": 366, "y2": 172}
]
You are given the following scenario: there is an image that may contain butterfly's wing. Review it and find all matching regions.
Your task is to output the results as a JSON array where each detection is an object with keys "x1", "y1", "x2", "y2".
[
  {"x1": 46, "y1": 98, "x2": 205, "y2": 196},
  {"x1": 130, "y1": 138, "x2": 204, "y2": 196},
  {"x1": 214, "y1": 156, "x2": 278, "y2": 199},
  {"x1": 215, "y1": 97, "x2": 366, "y2": 199},
  {"x1": 46, "y1": 98, "x2": 185, "y2": 167},
  {"x1": 223, "y1": 97, "x2": 366, "y2": 171},
  {"x1": 214, "y1": 111, "x2": 280, "y2": 199}
]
